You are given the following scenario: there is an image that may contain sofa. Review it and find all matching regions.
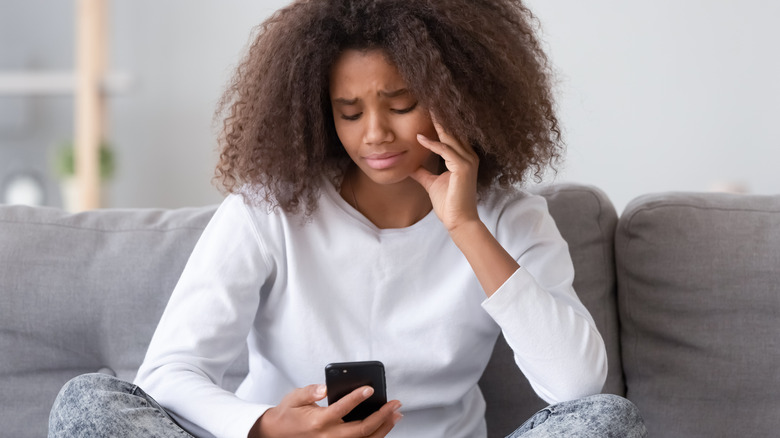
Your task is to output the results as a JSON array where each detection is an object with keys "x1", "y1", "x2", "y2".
[{"x1": 1, "y1": 183, "x2": 778, "y2": 437}]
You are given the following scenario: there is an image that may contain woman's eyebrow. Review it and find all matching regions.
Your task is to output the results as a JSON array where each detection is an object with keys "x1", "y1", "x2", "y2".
[
  {"x1": 332, "y1": 89, "x2": 408, "y2": 105},
  {"x1": 379, "y1": 88, "x2": 408, "y2": 98},
  {"x1": 333, "y1": 97, "x2": 359, "y2": 105}
]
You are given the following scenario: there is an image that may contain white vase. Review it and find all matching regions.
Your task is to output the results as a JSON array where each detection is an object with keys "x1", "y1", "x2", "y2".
[{"x1": 59, "y1": 177, "x2": 110, "y2": 212}]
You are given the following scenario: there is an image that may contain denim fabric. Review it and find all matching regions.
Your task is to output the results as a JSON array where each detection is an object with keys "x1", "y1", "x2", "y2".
[
  {"x1": 49, "y1": 375, "x2": 645, "y2": 438},
  {"x1": 48, "y1": 373, "x2": 194, "y2": 438},
  {"x1": 506, "y1": 394, "x2": 647, "y2": 438}
]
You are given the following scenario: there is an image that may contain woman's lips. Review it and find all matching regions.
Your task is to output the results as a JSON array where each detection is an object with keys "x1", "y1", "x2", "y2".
[{"x1": 363, "y1": 151, "x2": 406, "y2": 170}]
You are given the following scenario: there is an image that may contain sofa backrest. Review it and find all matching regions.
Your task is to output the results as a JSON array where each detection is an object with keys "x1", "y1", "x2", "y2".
[
  {"x1": 0, "y1": 205, "x2": 218, "y2": 438},
  {"x1": 616, "y1": 192, "x2": 780, "y2": 437},
  {"x1": 0, "y1": 183, "x2": 621, "y2": 438}
]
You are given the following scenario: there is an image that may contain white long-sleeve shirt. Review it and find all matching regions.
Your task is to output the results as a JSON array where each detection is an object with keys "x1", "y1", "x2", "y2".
[{"x1": 135, "y1": 181, "x2": 607, "y2": 438}]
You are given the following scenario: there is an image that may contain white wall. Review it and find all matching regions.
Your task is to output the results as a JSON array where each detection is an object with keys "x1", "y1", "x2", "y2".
[
  {"x1": 3, "y1": 1, "x2": 779, "y2": 211},
  {"x1": 527, "y1": 0, "x2": 780, "y2": 211},
  {"x1": 108, "y1": 1, "x2": 284, "y2": 208}
]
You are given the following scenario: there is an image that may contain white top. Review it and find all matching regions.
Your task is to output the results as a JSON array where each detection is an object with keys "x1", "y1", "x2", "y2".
[{"x1": 135, "y1": 181, "x2": 607, "y2": 438}]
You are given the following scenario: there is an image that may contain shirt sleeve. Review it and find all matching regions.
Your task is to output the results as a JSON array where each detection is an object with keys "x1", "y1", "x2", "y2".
[
  {"x1": 134, "y1": 194, "x2": 273, "y2": 438},
  {"x1": 480, "y1": 194, "x2": 607, "y2": 404}
]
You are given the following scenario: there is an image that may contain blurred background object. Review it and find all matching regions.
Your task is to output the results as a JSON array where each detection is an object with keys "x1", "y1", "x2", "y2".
[
  {"x1": 1, "y1": 0, "x2": 778, "y2": 212},
  {"x1": 1, "y1": 169, "x2": 46, "y2": 206}
]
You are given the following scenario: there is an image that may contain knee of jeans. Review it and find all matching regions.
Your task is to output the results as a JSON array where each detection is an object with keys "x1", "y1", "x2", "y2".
[
  {"x1": 50, "y1": 374, "x2": 94, "y2": 430},
  {"x1": 53, "y1": 374, "x2": 127, "y2": 410},
  {"x1": 50, "y1": 373, "x2": 134, "y2": 433},
  {"x1": 590, "y1": 394, "x2": 646, "y2": 433},
  {"x1": 596, "y1": 394, "x2": 640, "y2": 416}
]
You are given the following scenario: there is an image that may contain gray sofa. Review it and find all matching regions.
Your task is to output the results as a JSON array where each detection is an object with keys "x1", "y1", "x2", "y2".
[{"x1": 1, "y1": 183, "x2": 778, "y2": 437}]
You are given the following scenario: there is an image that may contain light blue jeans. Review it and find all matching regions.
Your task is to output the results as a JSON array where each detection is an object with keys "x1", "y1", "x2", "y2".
[
  {"x1": 49, "y1": 373, "x2": 647, "y2": 437},
  {"x1": 506, "y1": 392, "x2": 647, "y2": 437}
]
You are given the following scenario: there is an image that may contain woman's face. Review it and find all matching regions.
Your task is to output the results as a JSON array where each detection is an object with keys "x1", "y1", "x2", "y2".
[{"x1": 329, "y1": 49, "x2": 439, "y2": 186}]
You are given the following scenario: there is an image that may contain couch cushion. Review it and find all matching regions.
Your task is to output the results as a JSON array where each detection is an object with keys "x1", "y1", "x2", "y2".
[
  {"x1": 0, "y1": 204, "x2": 232, "y2": 438},
  {"x1": 480, "y1": 183, "x2": 622, "y2": 437},
  {"x1": 616, "y1": 192, "x2": 780, "y2": 437}
]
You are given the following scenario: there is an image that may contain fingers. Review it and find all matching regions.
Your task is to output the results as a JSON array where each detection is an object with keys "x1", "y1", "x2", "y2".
[
  {"x1": 283, "y1": 384, "x2": 327, "y2": 407},
  {"x1": 342, "y1": 399, "x2": 402, "y2": 437},
  {"x1": 430, "y1": 118, "x2": 461, "y2": 154},
  {"x1": 325, "y1": 387, "x2": 402, "y2": 437},
  {"x1": 417, "y1": 133, "x2": 477, "y2": 175},
  {"x1": 324, "y1": 385, "x2": 375, "y2": 422},
  {"x1": 367, "y1": 415, "x2": 398, "y2": 438},
  {"x1": 416, "y1": 133, "x2": 450, "y2": 157},
  {"x1": 409, "y1": 166, "x2": 438, "y2": 192},
  {"x1": 426, "y1": 111, "x2": 478, "y2": 161},
  {"x1": 267, "y1": 385, "x2": 400, "y2": 438}
]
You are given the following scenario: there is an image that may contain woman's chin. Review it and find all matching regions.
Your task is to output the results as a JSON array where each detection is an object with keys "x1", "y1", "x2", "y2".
[{"x1": 357, "y1": 167, "x2": 418, "y2": 187}]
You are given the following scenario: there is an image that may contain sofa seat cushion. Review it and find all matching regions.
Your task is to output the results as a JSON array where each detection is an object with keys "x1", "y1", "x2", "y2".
[{"x1": 616, "y1": 192, "x2": 780, "y2": 437}]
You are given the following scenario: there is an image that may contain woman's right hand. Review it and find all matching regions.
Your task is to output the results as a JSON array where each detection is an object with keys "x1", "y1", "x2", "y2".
[{"x1": 249, "y1": 384, "x2": 402, "y2": 438}]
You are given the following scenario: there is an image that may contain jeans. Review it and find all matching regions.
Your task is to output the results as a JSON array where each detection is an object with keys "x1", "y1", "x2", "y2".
[
  {"x1": 49, "y1": 373, "x2": 647, "y2": 437},
  {"x1": 49, "y1": 373, "x2": 194, "y2": 438},
  {"x1": 506, "y1": 393, "x2": 647, "y2": 437}
]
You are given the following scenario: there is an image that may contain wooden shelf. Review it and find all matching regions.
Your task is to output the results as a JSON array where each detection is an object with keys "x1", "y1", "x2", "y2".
[
  {"x1": 2, "y1": 0, "x2": 123, "y2": 211},
  {"x1": 0, "y1": 71, "x2": 132, "y2": 95},
  {"x1": 73, "y1": 0, "x2": 107, "y2": 211}
]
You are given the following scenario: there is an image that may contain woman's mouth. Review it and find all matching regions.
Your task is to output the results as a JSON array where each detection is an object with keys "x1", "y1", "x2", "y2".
[{"x1": 363, "y1": 152, "x2": 406, "y2": 170}]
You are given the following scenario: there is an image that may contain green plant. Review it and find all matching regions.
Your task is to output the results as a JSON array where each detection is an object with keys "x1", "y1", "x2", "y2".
[{"x1": 54, "y1": 141, "x2": 116, "y2": 181}]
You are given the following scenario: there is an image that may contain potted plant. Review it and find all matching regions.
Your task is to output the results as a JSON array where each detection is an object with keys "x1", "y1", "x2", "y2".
[{"x1": 53, "y1": 140, "x2": 117, "y2": 211}]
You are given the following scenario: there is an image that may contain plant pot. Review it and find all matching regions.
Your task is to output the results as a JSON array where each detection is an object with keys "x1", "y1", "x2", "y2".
[{"x1": 59, "y1": 177, "x2": 110, "y2": 212}]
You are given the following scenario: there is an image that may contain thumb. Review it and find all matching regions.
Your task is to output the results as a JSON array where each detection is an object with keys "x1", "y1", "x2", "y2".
[
  {"x1": 285, "y1": 384, "x2": 327, "y2": 407},
  {"x1": 410, "y1": 167, "x2": 436, "y2": 192}
]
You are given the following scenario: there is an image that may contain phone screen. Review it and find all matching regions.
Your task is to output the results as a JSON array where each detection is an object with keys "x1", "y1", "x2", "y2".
[{"x1": 325, "y1": 361, "x2": 387, "y2": 422}]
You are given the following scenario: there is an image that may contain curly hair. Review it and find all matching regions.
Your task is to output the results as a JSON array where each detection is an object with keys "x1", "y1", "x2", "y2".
[{"x1": 214, "y1": 0, "x2": 562, "y2": 214}]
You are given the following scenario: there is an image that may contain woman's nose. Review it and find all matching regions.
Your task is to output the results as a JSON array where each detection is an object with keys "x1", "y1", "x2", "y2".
[{"x1": 363, "y1": 112, "x2": 394, "y2": 146}]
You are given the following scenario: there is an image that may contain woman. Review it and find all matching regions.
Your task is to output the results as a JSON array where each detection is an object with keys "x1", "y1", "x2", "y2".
[{"x1": 49, "y1": 0, "x2": 646, "y2": 436}]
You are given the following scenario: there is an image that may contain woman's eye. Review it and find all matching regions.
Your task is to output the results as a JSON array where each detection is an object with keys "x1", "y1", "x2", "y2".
[
  {"x1": 340, "y1": 113, "x2": 362, "y2": 121},
  {"x1": 392, "y1": 102, "x2": 418, "y2": 114}
]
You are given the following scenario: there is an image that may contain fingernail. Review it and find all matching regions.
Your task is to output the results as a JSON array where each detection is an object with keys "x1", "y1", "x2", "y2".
[
  {"x1": 417, "y1": 134, "x2": 428, "y2": 141},
  {"x1": 315, "y1": 384, "x2": 326, "y2": 397},
  {"x1": 363, "y1": 387, "x2": 374, "y2": 397}
]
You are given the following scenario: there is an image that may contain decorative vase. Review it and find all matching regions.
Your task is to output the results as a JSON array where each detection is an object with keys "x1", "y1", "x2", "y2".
[{"x1": 59, "y1": 177, "x2": 110, "y2": 212}]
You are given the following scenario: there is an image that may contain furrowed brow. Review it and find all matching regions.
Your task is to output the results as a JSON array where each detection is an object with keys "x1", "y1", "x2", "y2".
[
  {"x1": 333, "y1": 97, "x2": 359, "y2": 105},
  {"x1": 379, "y1": 88, "x2": 409, "y2": 98}
]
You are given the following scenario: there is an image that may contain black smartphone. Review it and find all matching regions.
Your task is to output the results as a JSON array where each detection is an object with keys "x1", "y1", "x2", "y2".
[{"x1": 325, "y1": 361, "x2": 387, "y2": 422}]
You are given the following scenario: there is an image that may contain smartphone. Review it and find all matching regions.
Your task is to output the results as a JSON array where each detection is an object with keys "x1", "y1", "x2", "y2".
[{"x1": 325, "y1": 361, "x2": 387, "y2": 422}]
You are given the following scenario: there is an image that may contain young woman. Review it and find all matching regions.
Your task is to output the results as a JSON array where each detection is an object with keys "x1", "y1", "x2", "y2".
[{"x1": 49, "y1": 0, "x2": 646, "y2": 437}]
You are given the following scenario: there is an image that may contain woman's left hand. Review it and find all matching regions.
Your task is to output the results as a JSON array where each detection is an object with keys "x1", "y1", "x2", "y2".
[{"x1": 410, "y1": 114, "x2": 481, "y2": 232}]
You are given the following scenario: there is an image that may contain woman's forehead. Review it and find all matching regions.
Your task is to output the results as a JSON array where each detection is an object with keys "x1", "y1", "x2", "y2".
[{"x1": 329, "y1": 49, "x2": 408, "y2": 97}]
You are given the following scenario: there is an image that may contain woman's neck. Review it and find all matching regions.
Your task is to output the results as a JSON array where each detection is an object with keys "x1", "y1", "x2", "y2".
[{"x1": 341, "y1": 166, "x2": 432, "y2": 229}]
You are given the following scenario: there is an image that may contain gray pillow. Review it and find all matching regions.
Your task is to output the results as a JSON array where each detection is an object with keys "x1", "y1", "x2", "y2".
[
  {"x1": 616, "y1": 192, "x2": 780, "y2": 437},
  {"x1": 0, "y1": 205, "x2": 219, "y2": 438}
]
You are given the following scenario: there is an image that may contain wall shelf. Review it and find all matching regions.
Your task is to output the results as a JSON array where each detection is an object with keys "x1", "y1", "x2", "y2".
[
  {"x1": 0, "y1": 71, "x2": 132, "y2": 95},
  {"x1": 2, "y1": 0, "x2": 122, "y2": 211}
]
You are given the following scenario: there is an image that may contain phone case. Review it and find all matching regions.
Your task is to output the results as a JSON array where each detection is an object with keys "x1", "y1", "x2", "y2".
[{"x1": 325, "y1": 361, "x2": 387, "y2": 422}]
